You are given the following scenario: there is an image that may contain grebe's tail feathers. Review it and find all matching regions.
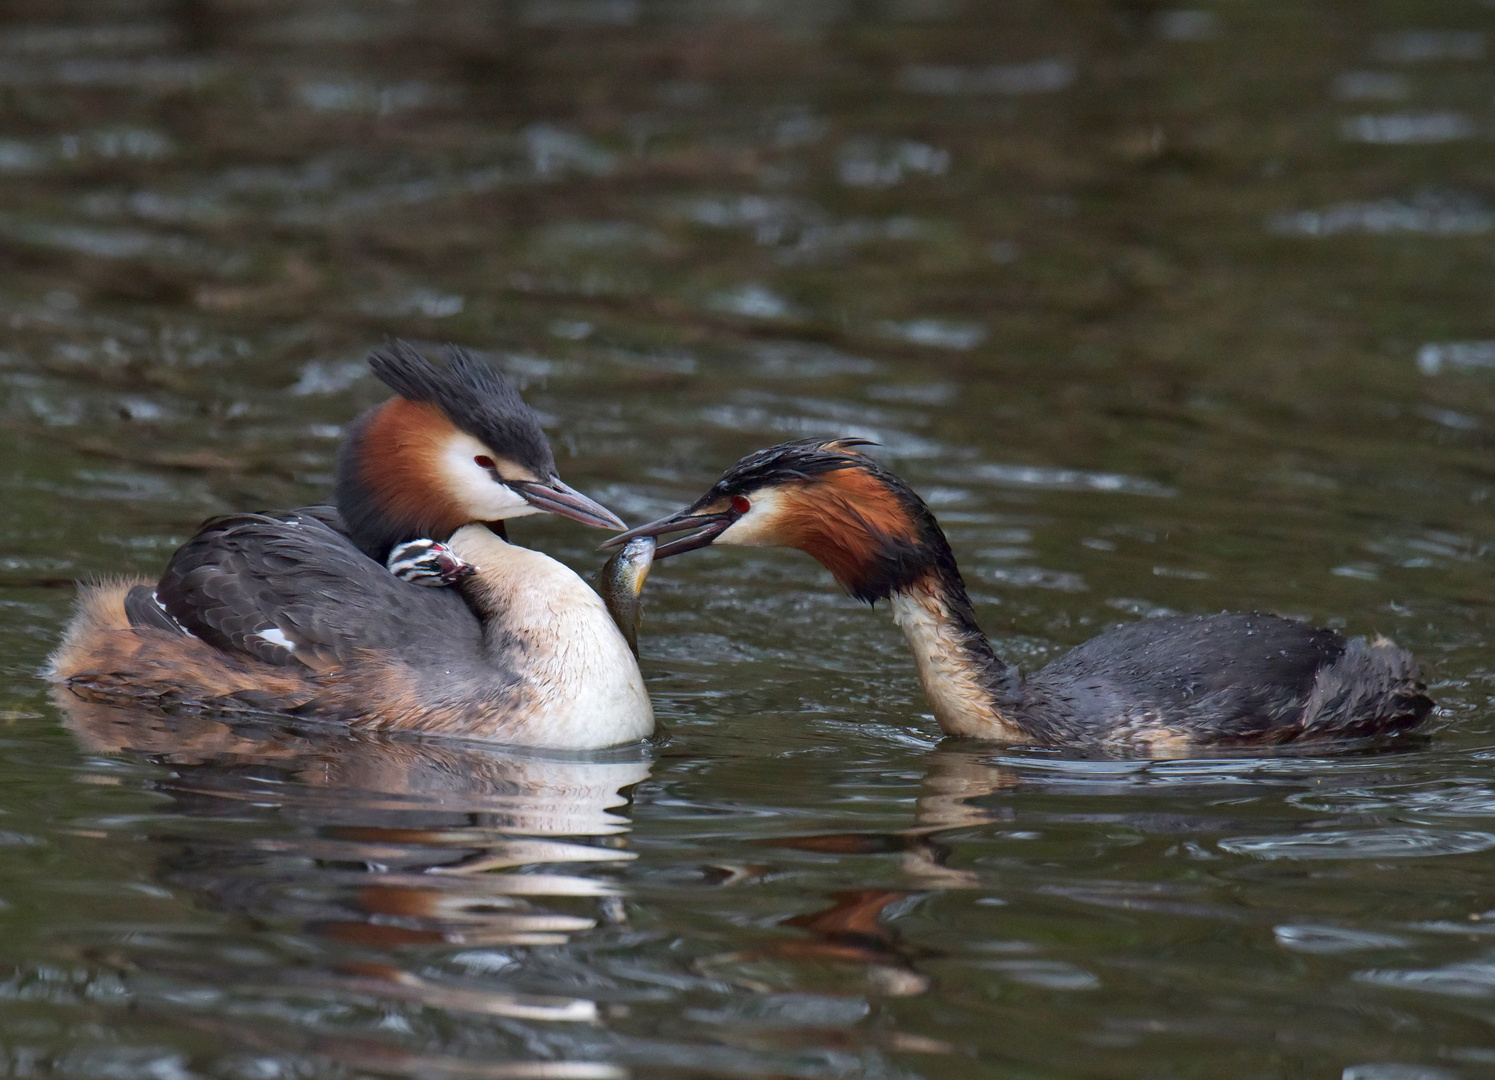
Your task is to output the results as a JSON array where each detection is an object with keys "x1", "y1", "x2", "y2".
[{"x1": 1300, "y1": 635, "x2": 1433, "y2": 739}]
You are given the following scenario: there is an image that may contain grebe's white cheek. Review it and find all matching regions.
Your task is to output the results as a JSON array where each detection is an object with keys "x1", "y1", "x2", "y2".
[
  {"x1": 715, "y1": 487, "x2": 787, "y2": 547},
  {"x1": 439, "y1": 434, "x2": 543, "y2": 520}
]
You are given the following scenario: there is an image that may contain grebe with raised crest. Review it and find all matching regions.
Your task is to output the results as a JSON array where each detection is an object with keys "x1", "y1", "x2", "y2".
[{"x1": 49, "y1": 342, "x2": 652, "y2": 750}]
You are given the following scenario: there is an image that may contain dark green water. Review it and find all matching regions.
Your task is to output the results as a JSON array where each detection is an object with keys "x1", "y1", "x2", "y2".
[{"x1": 5, "y1": 2, "x2": 1495, "y2": 1076}]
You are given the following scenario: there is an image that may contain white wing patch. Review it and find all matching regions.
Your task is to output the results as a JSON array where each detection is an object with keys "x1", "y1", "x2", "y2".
[{"x1": 254, "y1": 627, "x2": 296, "y2": 652}]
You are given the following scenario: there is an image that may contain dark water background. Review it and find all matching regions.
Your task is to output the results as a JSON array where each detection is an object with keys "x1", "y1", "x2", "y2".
[{"x1": 5, "y1": 2, "x2": 1495, "y2": 1076}]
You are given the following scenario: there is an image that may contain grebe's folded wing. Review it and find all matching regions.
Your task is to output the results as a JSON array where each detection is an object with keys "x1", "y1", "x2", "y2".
[
  {"x1": 277, "y1": 504, "x2": 349, "y2": 536},
  {"x1": 152, "y1": 512, "x2": 480, "y2": 670}
]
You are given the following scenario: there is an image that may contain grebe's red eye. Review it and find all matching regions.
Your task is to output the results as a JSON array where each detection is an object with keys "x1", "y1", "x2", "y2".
[
  {"x1": 731, "y1": 494, "x2": 751, "y2": 514},
  {"x1": 474, "y1": 455, "x2": 496, "y2": 470}
]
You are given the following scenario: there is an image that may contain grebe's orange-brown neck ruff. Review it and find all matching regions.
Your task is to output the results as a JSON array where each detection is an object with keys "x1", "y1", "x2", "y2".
[
  {"x1": 50, "y1": 342, "x2": 652, "y2": 751},
  {"x1": 605, "y1": 438, "x2": 1432, "y2": 753}
]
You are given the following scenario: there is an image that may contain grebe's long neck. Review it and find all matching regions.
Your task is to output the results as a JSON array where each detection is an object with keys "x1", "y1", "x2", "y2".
[
  {"x1": 812, "y1": 490, "x2": 1028, "y2": 743},
  {"x1": 888, "y1": 564, "x2": 1031, "y2": 742}
]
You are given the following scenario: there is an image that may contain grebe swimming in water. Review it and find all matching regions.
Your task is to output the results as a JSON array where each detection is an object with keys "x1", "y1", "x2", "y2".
[
  {"x1": 605, "y1": 438, "x2": 1432, "y2": 752},
  {"x1": 50, "y1": 342, "x2": 653, "y2": 750}
]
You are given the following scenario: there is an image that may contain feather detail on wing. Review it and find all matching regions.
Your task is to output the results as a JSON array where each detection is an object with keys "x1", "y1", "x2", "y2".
[{"x1": 151, "y1": 511, "x2": 482, "y2": 671}]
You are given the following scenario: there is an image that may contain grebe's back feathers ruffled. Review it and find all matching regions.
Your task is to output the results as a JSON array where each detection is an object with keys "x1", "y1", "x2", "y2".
[{"x1": 1017, "y1": 612, "x2": 1427, "y2": 748}]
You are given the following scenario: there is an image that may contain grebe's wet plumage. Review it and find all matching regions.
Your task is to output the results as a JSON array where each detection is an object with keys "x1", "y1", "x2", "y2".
[
  {"x1": 51, "y1": 343, "x2": 650, "y2": 750},
  {"x1": 607, "y1": 438, "x2": 1432, "y2": 752}
]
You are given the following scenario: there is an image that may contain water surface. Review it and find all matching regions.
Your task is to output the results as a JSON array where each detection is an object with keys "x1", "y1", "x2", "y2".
[{"x1": 4, "y1": 2, "x2": 1495, "y2": 1076}]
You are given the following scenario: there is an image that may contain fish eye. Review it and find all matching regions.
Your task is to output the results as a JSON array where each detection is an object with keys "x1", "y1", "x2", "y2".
[
  {"x1": 731, "y1": 494, "x2": 751, "y2": 514},
  {"x1": 474, "y1": 455, "x2": 496, "y2": 470}
]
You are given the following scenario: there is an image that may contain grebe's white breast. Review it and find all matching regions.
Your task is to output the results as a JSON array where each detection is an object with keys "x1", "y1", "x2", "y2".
[{"x1": 447, "y1": 525, "x2": 653, "y2": 749}]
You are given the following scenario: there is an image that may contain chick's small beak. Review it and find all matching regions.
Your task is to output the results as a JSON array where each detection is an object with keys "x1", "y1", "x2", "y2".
[
  {"x1": 512, "y1": 478, "x2": 627, "y2": 530},
  {"x1": 600, "y1": 508, "x2": 735, "y2": 559}
]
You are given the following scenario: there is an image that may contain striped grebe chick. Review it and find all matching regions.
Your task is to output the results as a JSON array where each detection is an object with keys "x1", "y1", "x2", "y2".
[
  {"x1": 50, "y1": 342, "x2": 652, "y2": 750},
  {"x1": 604, "y1": 439, "x2": 1432, "y2": 753}
]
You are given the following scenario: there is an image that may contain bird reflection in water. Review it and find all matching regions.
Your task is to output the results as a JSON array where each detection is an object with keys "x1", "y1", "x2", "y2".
[
  {"x1": 55, "y1": 692, "x2": 647, "y2": 1071},
  {"x1": 682, "y1": 747, "x2": 1016, "y2": 1062},
  {"x1": 769, "y1": 746, "x2": 1017, "y2": 890},
  {"x1": 696, "y1": 746, "x2": 1015, "y2": 1012}
]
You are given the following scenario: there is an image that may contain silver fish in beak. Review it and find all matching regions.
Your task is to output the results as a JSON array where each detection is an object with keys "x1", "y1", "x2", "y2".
[{"x1": 595, "y1": 536, "x2": 656, "y2": 658}]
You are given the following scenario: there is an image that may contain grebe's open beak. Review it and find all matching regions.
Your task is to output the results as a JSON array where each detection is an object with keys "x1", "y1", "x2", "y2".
[
  {"x1": 511, "y1": 479, "x2": 627, "y2": 530},
  {"x1": 600, "y1": 505, "x2": 736, "y2": 559}
]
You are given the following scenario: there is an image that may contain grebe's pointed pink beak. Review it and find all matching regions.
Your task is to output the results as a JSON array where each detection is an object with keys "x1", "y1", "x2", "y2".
[
  {"x1": 599, "y1": 506, "x2": 737, "y2": 559},
  {"x1": 511, "y1": 478, "x2": 626, "y2": 530}
]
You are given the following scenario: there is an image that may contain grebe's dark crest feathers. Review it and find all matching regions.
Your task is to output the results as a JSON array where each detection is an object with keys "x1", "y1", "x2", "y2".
[
  {"x1": 368, "y1": 340, "x2": 555, "y2": 481},
  {"x1": 705, "y1": 437, "x2": 877, "y2": 495}
]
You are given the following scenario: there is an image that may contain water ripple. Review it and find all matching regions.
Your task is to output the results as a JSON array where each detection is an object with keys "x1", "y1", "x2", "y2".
[
  {"x1": 1341, "y1": 113, "x2": 1474, "y2": 144},
  {"x1": 899, "y1": 58, "x2": 1075, "y2": 95},
  {"x1": 1371, "y1": 30, "x2": 1485, "y2": 63},
  {"x1": 1274, "y1": 924, "x2": 1410, "y2": 953},
  {"x1": 1268, "y1": 193, "x2": 1494, "y2": 236},
  {"x1": 962, "y1": 463, "x2": 1175, "y2": 497},
  {"x1": 978, "y1": 959, "x2": 1101, "y2": 990},
  {"x1": 1355, "y1": 958, "x2": 1495, "y2": 998},
  {"x1": 1220, "y1": 828, "x2": 1495, "y2": 860},
  {"x1": 1417, "y1": 340, "x2": 1495, "y2": 375},
  {"x1": 1343, "y1": 1067, "x2": 1459, "y2": 1080},
  {"x1": 1289, "y1": 781, "x2": 1495, "y2": 817}
]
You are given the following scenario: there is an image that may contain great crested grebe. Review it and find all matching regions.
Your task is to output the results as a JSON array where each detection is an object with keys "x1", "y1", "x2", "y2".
[
  {"x1": 50, "y1": 342, "x2": 653, "y2": 750},
  {"x1": 605, "y1": 438, "x2": 1433, "y2": 752}
]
